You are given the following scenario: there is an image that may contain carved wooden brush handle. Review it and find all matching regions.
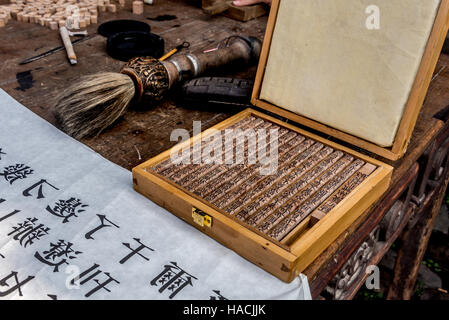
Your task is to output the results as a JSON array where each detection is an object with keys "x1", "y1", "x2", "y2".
[{"x1": 120, "y1": 36, "x2": 262, "y2": 102}]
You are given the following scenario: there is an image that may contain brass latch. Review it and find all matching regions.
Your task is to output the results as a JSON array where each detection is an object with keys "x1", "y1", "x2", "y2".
[{"x1": 192, "y1": 207, "x2": 212, "y2": 228}]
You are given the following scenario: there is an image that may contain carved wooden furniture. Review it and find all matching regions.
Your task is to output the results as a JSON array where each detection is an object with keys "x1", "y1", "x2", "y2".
[
  {"x1": 315, "y1": 115, "x2": 449, "y2": 299},
  {"x1": 387, "y1": 111, "x2": 449, "y2": 299},
  {"x1": 319, "y1": 163, "x2": 419, "y2": 299},
  {"x1": 306, "y1": 53, "x2": 449, "y2": 299}
]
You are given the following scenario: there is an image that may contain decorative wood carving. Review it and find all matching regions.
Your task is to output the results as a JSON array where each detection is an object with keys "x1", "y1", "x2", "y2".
[
  {"x1": 429, "y1": 134, "x2": 449, "y2": 183},
  {"x1": 325, "y1": 227, "x2": 379, "y2": 300},
  {"x1": 380, "y1": 201, "x2": 405, "y2": 240},
  {"x1": 413, "y1": 122, "x2": 449, "y2": 207},
  {"x1": 316, "y1": 164, "x2": 418, "y2": 299}
]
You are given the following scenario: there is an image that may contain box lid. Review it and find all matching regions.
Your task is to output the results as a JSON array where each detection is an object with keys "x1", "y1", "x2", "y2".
[{"x1": 252, "y1": 0, "x2": 449, "y2": 160}]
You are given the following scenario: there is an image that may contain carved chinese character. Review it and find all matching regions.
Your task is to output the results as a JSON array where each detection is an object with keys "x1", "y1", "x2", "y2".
[
  {"x1": 120, "y1": 238, "x2": 154, "y2": 264},
  {"x1": 0, "y1": 148, "x2": 5, "y2": 160},
  {"x1": 8, "y1": 217, "x2": 50, "y2": 247},
  {"x1": 69, "y1": 263, "x2": 119, "y2": 298},
  {"x1": 150, "y1": 262, "x2": 197, "y2": 299},
  {"x1": 0, "y1": 271, "x2": 34, "y2": 297},
  {"x1": 46, "y1": 198, "x2": 88, "y2": 223},
  {"x1": 210, "y1": 290, "x2": 228, "y2": 300},
  {"x1": 0, "y1": 164, "x2": 34, "y2": 184},
  {"x1": 23, "y1": 179, "x2": 59, "y2": 199},
  {"x1": 34, "y1": 240, "x2": 82, "y2": 272},
  {"x1": 85, "y1": 214, "x2": 119, "y2": 240},
  {"x1": 0, "y1": 209, "x2": 20, "y2": 223},
  {"x1": 0, "y1": 198, "x2": 20, "y2": 222}
]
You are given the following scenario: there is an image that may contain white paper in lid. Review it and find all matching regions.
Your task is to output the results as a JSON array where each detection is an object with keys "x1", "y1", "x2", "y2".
[{"x1": 260, "y1": 0, "x2": 441, "y2": 147}]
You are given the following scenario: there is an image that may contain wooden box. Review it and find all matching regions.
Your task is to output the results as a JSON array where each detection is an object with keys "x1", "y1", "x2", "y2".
[
  {"x1": 133, "y1": 109, "x2": 392, "y2": 282},
  {"x1": 133, "y1": 0, "x2": 449, "y2": 282}
]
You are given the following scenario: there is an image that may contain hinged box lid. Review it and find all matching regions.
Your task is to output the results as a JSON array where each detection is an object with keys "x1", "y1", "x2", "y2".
[{"x1": 252, "y1": 0, "x2": 449, "y2": 160}]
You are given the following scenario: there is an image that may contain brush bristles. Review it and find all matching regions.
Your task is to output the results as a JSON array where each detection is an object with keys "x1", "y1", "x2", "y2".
[{"x1": 54, "y1": 72, "x2": 135, "y2": 139}]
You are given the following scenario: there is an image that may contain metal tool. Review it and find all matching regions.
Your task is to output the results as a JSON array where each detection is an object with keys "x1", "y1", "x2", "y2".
[
  {"x1": 18, "y1": 35, "x2": 92, "y2": 65},
  {"x1": 159, "y1": 41, "x2": 190, "y2": 61}
]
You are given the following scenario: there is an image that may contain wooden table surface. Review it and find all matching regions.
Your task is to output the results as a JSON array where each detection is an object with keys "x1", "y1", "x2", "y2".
[{"x1": 1, "y1": 0, "x2": 449, "y2": 298}]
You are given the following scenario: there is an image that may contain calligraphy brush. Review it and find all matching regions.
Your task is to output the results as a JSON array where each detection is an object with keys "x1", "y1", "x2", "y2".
[{"x1": 54, "y1": 36, "x2": 261, "y2": 139}]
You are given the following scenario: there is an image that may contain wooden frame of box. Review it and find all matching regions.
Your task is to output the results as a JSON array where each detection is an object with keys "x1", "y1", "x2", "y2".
[
  {"x1": 133, "y1": 109, "x2": 393, "y2": 282},
  {"x1": 252, "y1": 0, "x2": 449, "y2": 161}
]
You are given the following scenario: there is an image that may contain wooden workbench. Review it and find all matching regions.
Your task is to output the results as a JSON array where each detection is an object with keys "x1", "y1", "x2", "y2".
[{"x1": 1, "y1": 0, "x2": 448, "y2": 300}]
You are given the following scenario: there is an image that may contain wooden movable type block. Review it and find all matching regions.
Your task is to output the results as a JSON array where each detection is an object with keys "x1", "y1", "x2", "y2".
[{"x1": 132, "y1": 1, "x2": 143, "y2": 14}]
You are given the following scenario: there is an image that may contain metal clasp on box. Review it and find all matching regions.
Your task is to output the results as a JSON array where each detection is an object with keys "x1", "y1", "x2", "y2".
[{"x1": 192, "y1": 207, "x2": 212, "y2": 228}]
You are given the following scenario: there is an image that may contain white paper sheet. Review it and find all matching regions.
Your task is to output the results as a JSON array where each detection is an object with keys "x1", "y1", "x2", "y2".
[{"x1": 0, "y1": 89, "x2": 311, "y2": 300}]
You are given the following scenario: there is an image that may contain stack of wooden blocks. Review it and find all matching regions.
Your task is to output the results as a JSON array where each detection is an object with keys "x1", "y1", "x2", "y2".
[{"x1": 0, "y1": 0, "x2": 127, "y2": 29}]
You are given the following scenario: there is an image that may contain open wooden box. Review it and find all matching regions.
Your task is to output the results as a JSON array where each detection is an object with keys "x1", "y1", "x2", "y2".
[{"x1": 133, "y1": 0, "x2": 449, "y2": 282}]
